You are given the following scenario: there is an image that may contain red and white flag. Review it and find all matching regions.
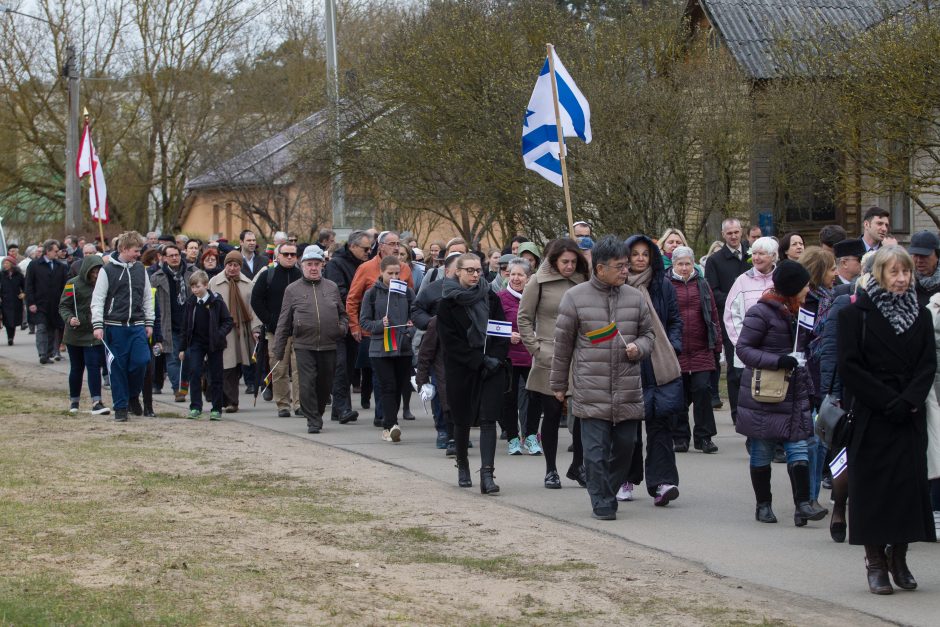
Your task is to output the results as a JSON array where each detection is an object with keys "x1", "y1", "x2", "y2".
[{"x1": 76, "y1": 121, "x2": 109, "y2": 223}]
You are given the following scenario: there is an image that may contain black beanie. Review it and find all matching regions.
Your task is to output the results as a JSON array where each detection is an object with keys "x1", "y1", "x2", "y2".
[{"x1": 773, "y1": 260, "x2": 811, "y2": 297}]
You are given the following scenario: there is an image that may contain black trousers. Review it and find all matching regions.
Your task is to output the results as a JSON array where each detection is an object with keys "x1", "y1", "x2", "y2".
[
  {"x1": 372, "y1": 355, "x2": 411, "y2": 429},
  {"x1": 294, "y1": 349, "x2": 336, "y2": 429},
  {"x1": 672, "y1": 371, "x2": 718, "y2": 443},
  {"x1": 628, "y1": 410, "x2": 680, "y2": 496},
  {"x1": 581, "y1": 418, "x2": 638, "y2": 514},
  {"x1": 723, "y1": 333, "x2": 742, "y2": 424},
  {"x1": 499, "y1": 366, "x2": 529, "y2": 441},
  {"x1": 330, "y1": 334, "x2": 358, "y2": 417},
  {"x1": 710, "y1": 353, "x2": 721, "y2": 403},
  {"x1": 188, "y1": 343, "x2": 224, "y2": 412},
  {"x1": 223, "y1": 366, "x2": 243, "y2": 407}
]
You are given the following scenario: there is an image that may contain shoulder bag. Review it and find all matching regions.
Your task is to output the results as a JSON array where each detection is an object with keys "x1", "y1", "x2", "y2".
[
  {"x1": 815, "y1": 309, "x2": 865, "y2": 448},
  {"x1": 751, "y1": 366, "x2": 791, "y2": 403}
]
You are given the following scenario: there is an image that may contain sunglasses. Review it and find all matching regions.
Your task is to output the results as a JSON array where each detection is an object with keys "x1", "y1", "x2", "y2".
[{"x1": 280, "y1": 252, "x2": 297, "y2": 257}]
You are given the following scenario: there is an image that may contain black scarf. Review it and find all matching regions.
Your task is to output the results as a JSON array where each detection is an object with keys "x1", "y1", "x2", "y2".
[
  {"x1": 442, "y1": 276, "x2": 489, "y2": 348},
  {"x1": 866, "y1": 276, "x2": 919, "y2": 335}
]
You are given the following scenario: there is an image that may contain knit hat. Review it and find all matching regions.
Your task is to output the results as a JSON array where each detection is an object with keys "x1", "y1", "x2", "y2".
[
  {"x1": 224, "y1": 250, "x2": 243, "y2": 266},
  {"x1": 301, "y1": 245, "x2": 325, "y2": 262},
  {"x1": 773, "y1": 260, "x2": 810, "y2": 297}
]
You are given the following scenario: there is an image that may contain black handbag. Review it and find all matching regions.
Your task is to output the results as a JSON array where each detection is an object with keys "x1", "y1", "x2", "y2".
[{"x1": 815, "y1": 310, "x2": 864, "y2": 448}]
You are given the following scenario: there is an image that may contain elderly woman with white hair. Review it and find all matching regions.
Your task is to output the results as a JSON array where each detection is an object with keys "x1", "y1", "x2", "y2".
[
  {"x1": 668, "y1": 246, "x2": 723, "y2": 453},
  {"x1": 724, "y1": 236, "x2": 778, "y2": 367}
]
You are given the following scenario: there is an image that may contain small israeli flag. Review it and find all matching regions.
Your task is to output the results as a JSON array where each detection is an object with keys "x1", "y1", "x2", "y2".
[
  {"x1": 797, "y1": 307, "x2": 816, "y2": 331},
  {"x1": 522, "y1": 48, "x2": 591, "y2": 186},
  {"x1": 486, "y1": 320, "x2": 513, "y2": 338},
  {"x1": 388, "y1": 279, "x2": 408, "y2": 295}
]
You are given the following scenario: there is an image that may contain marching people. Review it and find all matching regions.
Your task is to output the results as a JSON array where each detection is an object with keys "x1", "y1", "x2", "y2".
[
  {"x1": 359, "y1": 255, "x2": 416, "y2": 442},
  {"x1": 178, "y1": 270, "x2": 234, "y2": 420},
  {"x1": 200, "y1": 248, "x2": 222, "y2": 279},
  {"x1": 924, "y1": 292, "x2": 940, "y2": 540},
  {"x1": 838, "y1": 246, "x2": 937, "y2": 594},
  {"x1": 668, "y1": 245, "x2": 722, "y2": 454},
  {"x1": 518, "y1": 239, "x2": 590, "y2": 487},
  {"x1": 25, "y1": 239, "x2": 68, "y2": 363},
  {"x1": 735, "y1": 260, "x2": 827, "y2": 527},
  {"x1": 657, "y1": 227, "x2": 689, "y2": 270},
  {"x1": 833, "y1": 238, "x2": 866, "y2": 293},
  {"x1": 860, "y1": 206, "x2": 896, "y2": 252},
  {"x1": 780, "y1": 232, "x2": 805, "y2": 262},
  {"x1": 91, "y1": 231, "x2": 155, "y2": 423},
  {"x1": 0, "y1": 256, "x2": 25, "y2": 345},
  {"x1": 497, "y1": 257, "x2": 533, "y2": 456},
  {"x1": 551, "y1": 236, "x2": 654, "y2": 520},
  {"x1": 251, "y1": 242, "x2": 303, "y2": 417},
  {"x1": 272, "y1": 246, "x2": 347, "y2": 434},
  {"x1": 436, "y1": 253, "x2": 509, "y2": 492},
  {"x1": 208, "y1": 251, "x2": 262, "y2": 413},
  {"x1": 59, "y1": 254, "x2": 109, "y2": 415},
  {"x1": 149, "y1": 244, "x2": 193, "y2": 402},
  {"x1": 621, "y1": 235, "x2": 683, "y2": 506},
  {"x1": 415, "y1": 315, "x2": 451, "y2": 451},
  {"x1": 909, "y1": 230, "x2": 940, "y2": 307}
]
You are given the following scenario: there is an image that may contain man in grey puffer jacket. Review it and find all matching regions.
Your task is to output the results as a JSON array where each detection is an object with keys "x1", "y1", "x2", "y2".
[{"x1": 552, "y1": 236, "x2": 654, "y2": 521}]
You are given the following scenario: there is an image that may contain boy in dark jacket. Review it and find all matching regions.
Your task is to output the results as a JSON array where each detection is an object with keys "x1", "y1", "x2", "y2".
[{"x1": 178, "y1": 270, "x2": 233, "y2": 420}]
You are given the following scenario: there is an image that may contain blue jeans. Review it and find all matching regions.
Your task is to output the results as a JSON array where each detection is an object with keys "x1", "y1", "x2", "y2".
[
  {"x1": 165, "y1": 330, "x2": 185, "y2": 392},
  {"x1": 748, "y1": 438, "x2": 809, "y2": 467},
  {"x1": 66, "y1": 343, "x2": 105, "y2": 402},
  {"x1": 808, "y1": 435, "x2": 826, "y2": 501},
  {"x1": 105, "y1": 326, "x2": 151, "y2": 411}
]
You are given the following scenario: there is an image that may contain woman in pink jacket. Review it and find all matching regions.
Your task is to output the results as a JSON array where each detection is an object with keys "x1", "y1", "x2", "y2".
[{"x1": 724, "y1": 237, "x2": 779, "y2": 369}]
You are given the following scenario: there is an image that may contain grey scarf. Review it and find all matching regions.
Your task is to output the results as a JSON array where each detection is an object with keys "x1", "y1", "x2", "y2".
[
  {"x1": 917, "y1": 264, "x2": 940, "y2": 292},
  {"x1": 866, "y1": 276, "x2": 919, "y2": 335},
  {"x1": 443, "y1": 277, "x2": 489, "y2": 348}
]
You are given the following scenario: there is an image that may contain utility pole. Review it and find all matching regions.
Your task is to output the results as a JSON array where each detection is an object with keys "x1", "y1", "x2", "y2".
[
  {"x1": 64, "y1": 44, "x2": 81, "y2": 233},
  {"x1": 324, "y1": 0, "x2": 346, "y2": 234}
]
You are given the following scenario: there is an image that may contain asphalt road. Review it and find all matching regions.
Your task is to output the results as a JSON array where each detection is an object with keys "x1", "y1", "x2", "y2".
[{"x1": 7, "y1": 337, "x2": 939, "y2": 626}]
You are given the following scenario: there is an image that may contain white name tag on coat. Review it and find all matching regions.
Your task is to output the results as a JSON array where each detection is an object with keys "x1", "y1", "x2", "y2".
[
  {"x1": 486, "y1": 320, "x2": 513, "y2": 337},
  {"x1": 829, "y1": 447, "x2": 848, "y2": 478},
  {"x1": 388, "y1": 279, "x2": 408, "y2": 295}
]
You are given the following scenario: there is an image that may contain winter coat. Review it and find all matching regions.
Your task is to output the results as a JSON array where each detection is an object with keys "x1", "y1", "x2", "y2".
[
  {"x1": 239, "y1": 252, "x2": 269, "y2": 281},
  {"x1": 323, "y1": 245, "x2": 363, "y2": 305},
  {"x1": 412, "y1": 278, "x2": 444, "y2": 331},
  {"x1": 497, "y1": 289, "x2": 531, "y2": 367},
  {"x1": 59, "y1": 255, "x2": 104, "y2": 347},
  {"x1": 838, "y1": 289, "x2": 936, "y2": 545},
  {"x1": 91, "y1": 259, "x2": 155, "y2": 329},
  {"x1": 436, "y1": 289, "x2": 509, "y2": 427},
  {"x1": 272, "y1": 276, "x2": 347, "y2": 359},
  {"x1": 724, "y1": 266, "x2": 776, "y2": 367},
  {"x1": 346, "y1": 255, "x2": 414, "y2": 337},
  {"x1": 817, "y1": 293, "x2": 853, "y2": 399},
  {"x1": 704, "y1": 242, "x2": 751, "y2": 315},
  {"x1": 415, "y1": 317, "x2": 448, "y2": 413},
  {"x1": 179, "y1": 291, "x2": 234, "y2": 354},
  {"x1": 551, "y1": 275, "x2": 655, "y2": 423},
  {"x1": 250, "y1": 263, "x2": 302, "y2": 334},
  {"x1": 669, "y1": 269, "x2": 722, "y2": 373},
  {"x1": 924, "y1": 293, "x2": 940, "y2": 480},
  {"x1": 517, "y1": 262, "x2": 587, "y2": 396},
  {"x1": 150, "y1": 263, "x2": 196, "y2": 351},
  {"x1": 208, "y1": 272, "x2": 263, "y2": 369},
  {"x1": 360, "y1": 280, "x2": 416, "y2": 358},
  {"x1": 735, "y1": 299, "x2": 814, "y2": 442},
  {"x1": 0, "y1": 266, "x2": 25, "y2": 327},
  {"x1": 25, "y1": 255, "x2": 68, "y2": 328}
]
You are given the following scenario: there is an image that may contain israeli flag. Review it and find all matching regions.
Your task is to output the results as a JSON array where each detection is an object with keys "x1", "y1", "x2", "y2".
[
  {"x1": 486, "y1": 320, "x2": 513, "y2": 338},
  {"x1": 522, "y1": 48, "x2": 591, "y2": 186},
  {"x1": 388, "y1": 279, "x2": 408, "y2": 295},
  {"x1": 797, "y1": 307, "x2": 816, "y2": 331}
]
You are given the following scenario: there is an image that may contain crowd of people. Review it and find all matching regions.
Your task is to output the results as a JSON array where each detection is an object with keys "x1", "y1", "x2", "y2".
[{"x1": 2, "y1": 206, "x2": 939, "y2": 595}]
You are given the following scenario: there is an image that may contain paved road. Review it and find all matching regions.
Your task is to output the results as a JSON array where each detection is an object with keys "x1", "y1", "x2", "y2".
[{"x1": 6, "y1": 337, "x2": 939, "y2": 625}]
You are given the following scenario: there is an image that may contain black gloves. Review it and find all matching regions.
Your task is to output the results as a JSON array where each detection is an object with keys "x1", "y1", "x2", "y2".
[
  {"x1": 482, "y1": 356, "x2": 501, "y2": 374},
  {"x1": 777, "y1": 355, "x2": 799, "y2": 370}
]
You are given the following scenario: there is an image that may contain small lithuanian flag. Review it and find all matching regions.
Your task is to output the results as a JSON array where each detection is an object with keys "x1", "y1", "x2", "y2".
[
  {"x1": 266, "y1": 243, "x2": 276, "y2": 256},
  {"x1": 63, "y1": 283, "x2": 75, "y2": 298},
  {"x1": 383, "y1": 327, "x2": 398, "y2": 352},
  {"x1": 180, "y1": 380, "x2": 189, "y2": 395},
  {"x1": 586, "y1": 322, "x2": 618, "y2": 345}
]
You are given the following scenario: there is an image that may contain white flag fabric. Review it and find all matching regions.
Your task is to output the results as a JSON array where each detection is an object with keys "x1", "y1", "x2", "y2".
[
  {"x1": 522, "y1": 48, "x2": 591, "y2": 186},
  {"x1": 797, "y1": 307, "x2": 816, "y2": 330},
  {"x1": 104, "y1": 344, "x2": 114, "y2": 374},
  {"x1": 388, "y1": 279, "x2": 408, "y2": 295},
  {"x1": 76, "y1": 121, "x2": 109, "y2": 223},
  {"x1": 486, "y1": 320, "x2": 513, "y2": 338}
]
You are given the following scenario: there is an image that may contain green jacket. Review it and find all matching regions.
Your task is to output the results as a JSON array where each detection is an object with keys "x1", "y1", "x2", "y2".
[{"x1": 59, "y1": 255, "x2": 104, "y2": 347}]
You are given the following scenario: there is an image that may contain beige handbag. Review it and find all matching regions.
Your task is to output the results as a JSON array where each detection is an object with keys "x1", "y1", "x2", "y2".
[{"x1": 751, "y1": 368, "x2": 791, "y2": 403}]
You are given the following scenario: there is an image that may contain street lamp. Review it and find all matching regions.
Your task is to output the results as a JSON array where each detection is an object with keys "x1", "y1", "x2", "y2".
[{"x1": 1, "y1": 5, "x2": 81, "y2": 234}]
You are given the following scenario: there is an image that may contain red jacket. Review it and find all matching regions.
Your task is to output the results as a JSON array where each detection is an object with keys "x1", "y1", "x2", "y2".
[{"x1": 669, "y1": 269, "x2": 722, "y2": 373}]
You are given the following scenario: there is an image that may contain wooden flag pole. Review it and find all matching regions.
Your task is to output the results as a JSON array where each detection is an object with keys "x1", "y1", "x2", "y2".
[{"x1": 546, "y1": 43, "x2": 575, "y2": 239}]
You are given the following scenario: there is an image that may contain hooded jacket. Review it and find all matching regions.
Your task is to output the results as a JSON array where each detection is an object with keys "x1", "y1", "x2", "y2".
[{"x1": 59, "y1": 255, "x2": 104, "y2": 347}]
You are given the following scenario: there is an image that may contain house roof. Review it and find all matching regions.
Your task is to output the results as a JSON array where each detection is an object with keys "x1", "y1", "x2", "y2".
[{"x1": 694, "y1": 0, "x2": 914, "y2": 79}]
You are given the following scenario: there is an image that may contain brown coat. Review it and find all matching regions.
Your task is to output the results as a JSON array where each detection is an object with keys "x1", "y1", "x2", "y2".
[
  {"x1": 272, "y1": 276, "x2": 348, "y2": 359},
  {"x1": 517, "y1": 262, "x2": 587, "y2": 396},
  {"x1": 551, "y1": 276, "x2": 655, "y2": 423},
  {"x1": 208, "y1": 272, "x2": 262, "y2": 369}
]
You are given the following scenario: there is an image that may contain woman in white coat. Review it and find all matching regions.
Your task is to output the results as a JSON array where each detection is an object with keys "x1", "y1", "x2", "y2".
[{"x1": 922, "y1": 292, "x2": 940, "y2": 538}]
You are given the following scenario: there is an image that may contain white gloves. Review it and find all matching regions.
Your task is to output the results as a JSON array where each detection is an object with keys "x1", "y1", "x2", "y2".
[{"x1": 419, "y1": 383, "x2": 436, "y2": 402}]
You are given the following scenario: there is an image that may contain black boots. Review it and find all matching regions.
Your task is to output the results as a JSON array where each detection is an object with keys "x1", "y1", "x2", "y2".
[
  {"x1": 788, "y1": 461, "x2": 828, "y2": 526},
  {"x1": 865, "y1": 545, "x2": 894, "y2": 595},
  {"x1": 480, "y1": 467, "x2": 500, "y2": 494},
  {"x1": 886, "y1": 543, "x2": 917, "y2": 590},
  {"x1": 750, "y1": 466, "x2": 777, "y2": 523},
  {"x1": 479, "y1": 423, "x2": 499, "y2": 495},
  {"x1": 456, "y1": 458, "x2": 472, "y2": 488}
]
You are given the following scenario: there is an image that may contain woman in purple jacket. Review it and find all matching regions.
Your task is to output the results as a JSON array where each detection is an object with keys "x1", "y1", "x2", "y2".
[
  {"x1": 498, "y1": 258, "x2": 534, "y2": 456},
  {"x1": 735, "y1": 260, "x2": 828, "y2": 527}
]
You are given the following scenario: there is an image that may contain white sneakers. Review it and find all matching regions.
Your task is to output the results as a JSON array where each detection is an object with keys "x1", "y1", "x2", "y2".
[
  {"x1": 382, "y1": 424, "x2": 402, "y2": 443},
  {"x1": 616, "y1": 482, "x2": 634, "y2": 502}
]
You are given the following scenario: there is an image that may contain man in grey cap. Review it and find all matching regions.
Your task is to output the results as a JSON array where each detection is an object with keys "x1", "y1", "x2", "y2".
[
  {"x1": 272, "y1": 245, "x2": 347, "y2": 433},
  {"x1": 909, "y1": 230, "x2": 940, "y2": 307}
]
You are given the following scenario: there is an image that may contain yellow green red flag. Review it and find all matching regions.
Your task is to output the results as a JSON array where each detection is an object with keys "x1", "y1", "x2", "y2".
[
  {"x1": 586, "y1": 321, "x2": 618, "y2": 345},
  {"x1": 383, "y1": 327, "x2": 398, "y2": 352}
]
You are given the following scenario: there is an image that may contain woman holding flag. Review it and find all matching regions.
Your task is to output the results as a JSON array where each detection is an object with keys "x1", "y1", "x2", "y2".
[
  {"x1": 360, "y1": 255, "x2": 416, "y2": 443},
  {"x1": 437, "y1": 253, "x2": 509, "y2": 493},
  {"x1": 59, "y1": 254, "x2": 109, "y2": 415}
]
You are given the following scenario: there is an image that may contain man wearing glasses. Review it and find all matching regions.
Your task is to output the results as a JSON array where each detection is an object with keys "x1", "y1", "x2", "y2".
[{"x1": 250, "y1": 243, "x2": 303, "y2": 417}]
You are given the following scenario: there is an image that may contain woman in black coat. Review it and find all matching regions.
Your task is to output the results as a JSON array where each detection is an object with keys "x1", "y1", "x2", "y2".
[
  {"x1": 838, "y1": 246, "x2": 937, "y2": 595},
  {"x1": 0, "y1": 257, "x2": 25, "y2": 344},
  {"x1": 436, "y1": 253, "x2": 509, "y2": 493}
]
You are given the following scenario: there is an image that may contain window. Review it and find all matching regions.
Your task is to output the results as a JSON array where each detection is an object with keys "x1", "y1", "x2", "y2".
[{"x1": 883, "y1": 190, "x2": 910, "y2": 234}]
